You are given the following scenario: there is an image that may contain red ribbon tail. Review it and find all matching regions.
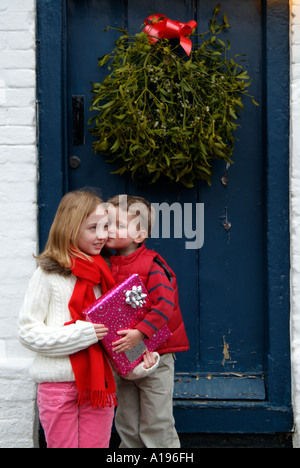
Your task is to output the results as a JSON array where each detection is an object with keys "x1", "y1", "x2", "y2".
[{"x1": 180, "y1": 35, "x2": 193, "y2": 56}]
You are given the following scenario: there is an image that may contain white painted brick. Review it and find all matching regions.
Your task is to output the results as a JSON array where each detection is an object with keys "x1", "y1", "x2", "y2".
[
  {"x1": 0, "y1": 50, "x2": 35, "y2": 70},
  {"x1": 292, "y1": 5, "x2": 300, "y2": 24},
  {"x1": 0, "y1": 31, "x2": 35, "y2": 50},
  {"x1": 0, "y1": 181, "x2": 36, "y2": 205},
  {"x1": 0, "y1": 108, "x2": 7, "y2": 125},
  {"x1": 291, "y1": 65, "x2": 300, "y2": 84},
  {"x1": 5, "y1": 107, "x2": 35, "y2": 126},
  {"x1": 291, "y1": 42, "x2": 300, "y2": 63},
  {"x1": 0, "y1": 126, "x2": 35, "y2": 144},
  {"x1": 0, "y1": 0, "x2": 37, "y2": 448},
  {"x1": 0, "y1": 145, "x2": 36, "y2": 163},
  {"x1": 291, "y1": 0, "x2": 300, "y2": 449},
  {"x1": 5, "y1": 88, "x2": 35, "y2": 107},
  {"x1": 0, "y1": 12, "x2": 35, "y2": 32},
  {"x1": 0, "y1": 0, "x2": 35, "y2": 12},
  {"x1": 0, "y1": 79, "x2": 6, "y2": 105},
  {"x1": 0, "y1": 358, "x2": 37, "y2": 448},
  {"x1": 6, "y1": 69, "x2": 35, "y2": 88}
]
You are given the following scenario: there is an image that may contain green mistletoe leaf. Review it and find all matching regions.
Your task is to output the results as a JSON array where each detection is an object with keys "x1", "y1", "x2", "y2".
[{"x1": 89, "y1": 6, "x2": 257, "y2": 187}]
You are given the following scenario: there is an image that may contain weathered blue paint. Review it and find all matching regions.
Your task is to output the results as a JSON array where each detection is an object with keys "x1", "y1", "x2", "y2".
[{"x1": 36, "y1": 0, "x2": 292, "y2": 433}]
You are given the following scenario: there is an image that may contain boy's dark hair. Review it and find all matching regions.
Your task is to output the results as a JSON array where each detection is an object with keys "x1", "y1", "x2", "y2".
[{"x1": 107, "y1": 194, "x2": 154, "y2": 238}]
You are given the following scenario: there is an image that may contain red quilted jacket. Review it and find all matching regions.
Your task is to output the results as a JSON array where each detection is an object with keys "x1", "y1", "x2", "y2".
[{"x1": 109, "y1": 245, "x2": 189, "y2": 355}]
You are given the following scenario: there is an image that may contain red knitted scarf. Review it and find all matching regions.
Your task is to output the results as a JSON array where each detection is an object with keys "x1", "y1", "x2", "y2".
[{"x1": 67, "y1": 254, "x2": 117, "y2": 408}]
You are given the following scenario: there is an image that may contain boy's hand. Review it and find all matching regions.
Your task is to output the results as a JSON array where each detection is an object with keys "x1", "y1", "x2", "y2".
[
  {"x1": 142, "y1": 349, "x2": 157, "y2": 369},
  {"x1": 112, "y1": 329, "x2": 144, "y2": 353}
]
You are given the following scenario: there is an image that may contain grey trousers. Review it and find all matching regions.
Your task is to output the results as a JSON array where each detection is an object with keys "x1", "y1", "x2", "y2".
[{"x1": 114, "y1": 353, "x2": 180, "y2": 448}]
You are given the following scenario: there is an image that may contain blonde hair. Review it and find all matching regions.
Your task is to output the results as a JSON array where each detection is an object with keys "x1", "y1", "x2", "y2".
[{"x1": 37, "y1": 190, "x2": 104, "y2": 269}]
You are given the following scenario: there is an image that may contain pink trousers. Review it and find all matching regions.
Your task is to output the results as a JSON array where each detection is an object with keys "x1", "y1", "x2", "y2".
[{"x1": 37, "y1": 382, "x2": 115, "y2": 448}]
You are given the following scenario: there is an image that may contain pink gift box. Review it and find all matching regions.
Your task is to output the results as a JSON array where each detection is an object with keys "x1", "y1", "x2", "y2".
[{"x1": 83, "y1": 274, "x2": 171, "y2": 376}]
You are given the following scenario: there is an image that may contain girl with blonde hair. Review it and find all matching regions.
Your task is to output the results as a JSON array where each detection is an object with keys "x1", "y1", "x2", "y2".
[{"x1": 18, "y1": 190, "x2": 117, "y2": 448}]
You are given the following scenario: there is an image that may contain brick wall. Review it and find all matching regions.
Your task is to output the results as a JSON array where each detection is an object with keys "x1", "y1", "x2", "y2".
[
  {"x1": 290, "y1": 0, "x2": 300, "y2": 448},
  {"x1": 0, "y1": 0, "x2": 37, "y2": 448}
]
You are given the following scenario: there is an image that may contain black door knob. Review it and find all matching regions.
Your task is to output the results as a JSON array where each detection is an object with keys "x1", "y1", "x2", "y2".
[{"x1": 69, "y1": 156, "x2": 81, "y2": 169}]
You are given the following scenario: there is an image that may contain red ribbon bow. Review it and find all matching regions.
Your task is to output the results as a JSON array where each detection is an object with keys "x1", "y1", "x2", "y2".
[{"x1": 143, "y1": 14, "x2": 197, "y2": 56}]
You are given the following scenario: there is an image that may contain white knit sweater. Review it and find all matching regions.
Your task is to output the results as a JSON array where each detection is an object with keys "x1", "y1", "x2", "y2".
[{"x1": 18, "y1": 267, "x2": 99, "y2": 383}]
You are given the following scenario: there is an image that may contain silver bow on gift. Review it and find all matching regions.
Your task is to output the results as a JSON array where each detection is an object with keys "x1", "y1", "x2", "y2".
[{"x1": 125, "y1": 285, "x2": 147, "y2": 309}]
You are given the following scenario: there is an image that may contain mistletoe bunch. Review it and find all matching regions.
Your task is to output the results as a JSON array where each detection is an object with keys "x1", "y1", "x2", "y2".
[{"x1": 89, "y1": 5, "x2": 257, "y2": 187}]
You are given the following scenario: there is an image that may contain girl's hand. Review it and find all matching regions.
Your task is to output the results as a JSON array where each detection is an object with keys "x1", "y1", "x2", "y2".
[
  {"x1": 93, "y1": 324, "x2": 109, "y2": 340},
  {"x1": 142, "y1": 349, "x2": 157, "y2": 369},
  {"x1": 112, "y1": 329, "x2": 144, "y2": 353}
]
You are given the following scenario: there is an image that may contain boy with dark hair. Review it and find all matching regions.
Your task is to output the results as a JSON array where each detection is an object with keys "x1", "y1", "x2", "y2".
[{"x1": 106, "y1": 194, "x2": 189, "y2": 448}]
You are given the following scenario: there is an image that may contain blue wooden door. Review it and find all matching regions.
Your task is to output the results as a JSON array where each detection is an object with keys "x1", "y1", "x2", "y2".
[{"x1": 37, "y1": 0, "x2": 292, "y2": 433}]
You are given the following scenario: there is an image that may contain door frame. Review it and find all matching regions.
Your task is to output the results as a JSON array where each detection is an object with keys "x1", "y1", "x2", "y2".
[{"x1": 36, "y1": 0, "x2": 292, "y2": 433}]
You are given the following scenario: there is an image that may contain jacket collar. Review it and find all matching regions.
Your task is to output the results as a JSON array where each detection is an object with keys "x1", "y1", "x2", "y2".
[
  {"x1": 110, "y1": 244, "x2": 147, "y2": 266},
  {"x1": 38, "y1": 257, "x2": 71, "y2": 276}
]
